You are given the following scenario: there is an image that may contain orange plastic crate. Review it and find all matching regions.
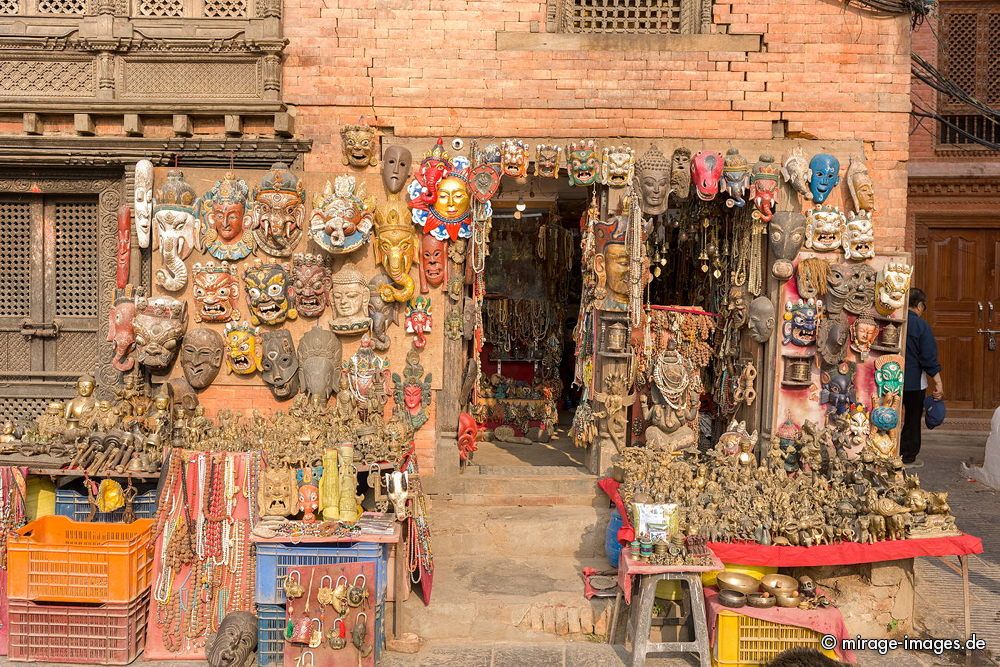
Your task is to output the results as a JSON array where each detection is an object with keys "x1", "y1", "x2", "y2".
[{"x1": 6, "y1": 515, "x2": 154, "y2": 604}]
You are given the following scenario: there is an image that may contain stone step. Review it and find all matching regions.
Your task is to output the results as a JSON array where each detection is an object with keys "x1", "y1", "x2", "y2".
[
  {"x1": 427, "y1": 465, "x2": 607, "y2": 507},
  {"x1": 428, "y1": 503, "x2": 610, "y2": 558},
  {"x1": 399, "y1": 554, "x2": 614, "y2": 642}
]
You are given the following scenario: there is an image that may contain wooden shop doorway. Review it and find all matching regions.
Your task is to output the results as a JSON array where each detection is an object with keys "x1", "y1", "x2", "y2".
[
  {"x1": 473, "y1": 177, "x2": 590, "y2": 468},
  {"x1": 914, "y1": 221, "x2": 1000, "y2": 417}
]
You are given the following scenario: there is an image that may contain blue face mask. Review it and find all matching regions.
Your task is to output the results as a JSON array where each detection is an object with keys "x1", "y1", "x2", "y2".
[{"x1": 808, "y1": 153, "x2": 840, "y2": 203}]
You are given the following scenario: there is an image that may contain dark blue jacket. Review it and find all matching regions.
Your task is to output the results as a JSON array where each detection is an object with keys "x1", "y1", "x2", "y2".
[{"x1": 905, "y1": 310, "x2": 941, "y2": 391}]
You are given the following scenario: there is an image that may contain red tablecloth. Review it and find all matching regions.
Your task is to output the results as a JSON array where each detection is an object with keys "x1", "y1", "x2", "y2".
[
  {"x1": 618, "y1": 547, "x2": 724, "y2": 604},
  {"x1": 705, "y1": 533, "x2": 983, "y2": 567},
  {"x1": 705, "y1": 588, "x2": 857, "y2": 663}
]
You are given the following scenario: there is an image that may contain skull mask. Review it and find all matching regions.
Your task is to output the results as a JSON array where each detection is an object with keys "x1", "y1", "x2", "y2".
[
  {"x1": 260, "y1": 330, "x2": 300, "y2": 401},
  {"x1": 808, "y1": 153, "x2": 841, "y2": 204},
  {"x1": 534, "y1": 144, "x2": 562, "y2": 178},
  {"x1": 223, "y1": 321, "x2": 262, "y2": 375},
  {"x1": 291, "y1": 253, "x2": 331, "y2": 318},
  {"x1": 805, "y1": 206, "x2": 846, "y2": 252},
  {"x1": 243, "y1": 261, "x2": 297, "y2": 326},
  {"x1": 500, "y1": 139, "x2": 530, "y2": 180},
  {"x1": 601, "y1": 145, "x2": 635, "y2": 188},
  {"x1": 180, "y1": 327, "x2": 224, "y2": 390},
  {"x1": 843, "y1": 210, "x2": 875, "y2": 261},
  {"x1": 875, "y1": 262, "x2": 912, "y2": 317},
  {"x1": 340, "y1": 123, "x2": 378, "y2": 168},
  {"x1": 192, "y1": 261, "x2": 241, "y2": 323},
  {"x1": 133, "y1": 295, "x2": 188, "y2": 372},
  {"x1": 250, "y1": 162, "x2": 305, "y2": 257}
]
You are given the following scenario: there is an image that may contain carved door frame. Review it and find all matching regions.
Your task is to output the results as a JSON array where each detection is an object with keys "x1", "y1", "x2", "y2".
[{"x1": 0, "y1": 169, "x2": 125, "y2": 408}]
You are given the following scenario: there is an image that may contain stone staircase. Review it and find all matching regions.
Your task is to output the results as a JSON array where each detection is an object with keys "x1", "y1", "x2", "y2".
[{"x1": 402, "y1": 463, "x2": 615, "y2": 642}]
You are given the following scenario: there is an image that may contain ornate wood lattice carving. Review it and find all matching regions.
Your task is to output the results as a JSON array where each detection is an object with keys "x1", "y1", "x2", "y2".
[
  {"x1": 135, "y1": 0, "x2": 182, "y2": 16},
  {"x1": 546, "y1": 0, "x2": 710, "y2": 34},
  {"x1": 937, "y1": 2, "x2": 1000, "y2": 147},
  {"x1": 0, "y1": 61, "x2": 95, "y2": 98},
  {"x1": 203, "y1": 0, "x2": 247, "y2": 18},
  {"x1": 119, "y1": 59, "x2": 262, "y2": 100},
  {"x1": 0, "y1": 0, "x2": 20, "y2": 14},
  {"x1": 36, "y1": 0, "x2": 86, "y2": 13}
]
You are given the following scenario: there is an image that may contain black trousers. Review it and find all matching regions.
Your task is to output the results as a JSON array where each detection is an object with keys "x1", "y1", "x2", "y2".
[{"x1": 900, "y1": 389, "x2": 925, "y2": 462}]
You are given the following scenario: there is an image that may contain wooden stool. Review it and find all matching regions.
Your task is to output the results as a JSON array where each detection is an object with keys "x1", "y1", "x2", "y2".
[{"x1": 626, "y1": 571, "x2": 711, "y2": 667}]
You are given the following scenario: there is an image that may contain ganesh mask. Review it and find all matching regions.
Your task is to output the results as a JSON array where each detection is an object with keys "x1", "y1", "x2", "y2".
[
  {"x1": 192, "y1": 262, "x2": 241, "y2": 323},
  {"x1": 153, "y1": 169, "x2": 199, "y2": 292},
  {"x1": 632, "y1": 144, "x2": 671, "y2": 215},
  {"x1": 243, "y1": 261, "x2": 297, "y2": 326},
  {"x1": 223, "y1": 321, "x2": 262, "y2": 375},
  {"x1": 297, "y1": 324, "x2": 343, "y2": 404},
  {"x1": 534, "y1": 144, "x2": 562, "y2": 178},
  {"x1": 601, "y1": 145, "x2": 634, "y2": 188},
  {"x1": 843, "y1": 211, "x2": 875, "y2": 261},
  {"x1": 291, "y1": 253, "x2": 331, "y2": 318},
  {"x1": 721, "y1": 148, "x2": 749, "y2": 208},
  {"x1": 133, "y1": 295, "x2": 188, "y2": 372},
  {"x1": 691, "y1": 150, "x2": 724, "y2": 201},
  {"x1": 180, "y1": 327, "x2": 224, "y2": 389},
  {"x1": 341, "y1": 123, "x2": 378, "y2": 168},
  {"x1": 749, "y1": 154, "x2": 780, "y2": 223},
  {"x1": 107, "y1": 287, "x2": 140, "y2": 372},
  {"x1": 309, "y1": 176, "x2": 375, "y2": 254},
  {"x1": 381, "y1": 145, "x2": 412, "y2": 194},
  {"x1": 808, "y1": 153, "x2": 840, "y2": 204},
  {"x1": 260, "y1": 330, "x2": 300, "y2": 400},
  {"x1": 199, "y1": 172, "x2": 254, "y2": 261},
  {"x1": 780, "y1": 147, "x2": 812, "y2": 200},
  {"x1": 251, "y1": 162, "x2": 305, "y2": 257},
  {"x1": 768, "y1": 211, "x2": 805, "y2": 280},
  {"x1": 567, "y1": 140, "x2": 600, "y2": 187},
  {"x1": 373, "y1": 199, "x2": 418, "y2": 303},
  {"x1": 783, "y1": 298, "x2": 821, "y2": 347},
  {"x1": 805, "y1": 206, "x2": 846, "y2": 252},
  {"x1": 875, "y1": 262, "x2": 912, "y2": 316}
]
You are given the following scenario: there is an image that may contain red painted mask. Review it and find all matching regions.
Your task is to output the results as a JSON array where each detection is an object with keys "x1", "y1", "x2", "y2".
[
  {"x1": 420, "y1": 234, "x2": 447, "y2": 292},
  {"x1": 107, "y1": 291, "x2": 137, "y2": 372},
  {"x1": 691, "y1": 151, "x2": 724, "y2": 201},
  {"x1": 298, "y1": 484, "x2": 319, "y2": 522}
]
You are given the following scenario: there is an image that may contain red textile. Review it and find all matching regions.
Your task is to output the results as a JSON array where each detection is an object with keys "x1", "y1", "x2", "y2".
[
  {"x1": 617, "y1": 547, "x2": 724, "y2": 604},
  {"x1": 704, "y1": 588, "x2": 857, "y2": 663},
  {"x1": 706, "y1": 533, "x2": 983, "y2": 567},
  {"x1": 597, "y1": 477, "x2": 635, "y2": 544}
]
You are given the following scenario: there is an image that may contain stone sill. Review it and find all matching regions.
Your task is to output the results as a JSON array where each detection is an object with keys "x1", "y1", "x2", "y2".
[{"x1": 497, "y1": 31, "x2": 762, "y2": 53}]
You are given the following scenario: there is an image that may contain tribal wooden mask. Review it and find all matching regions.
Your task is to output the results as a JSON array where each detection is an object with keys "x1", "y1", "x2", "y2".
[
  {"x1": 601, "y1": 145, "x2": 635, "y2": 188},
  {"x1": 670, "y1": 147, "x2": 692, "y2": 201},
  {"x1": 749, "y1": 154, "x2": 780, "y2": 223},
  {"x1": 796, "y1": 257, "x2": 830, "y2": 300},
  {"x1": 180, "y1": 327, "x2": 224, "y2": 390},
  {"x1": 768, "y1": 211, "x2": 805, "y2": 280},
  {"x1": 296, "y1": 324, "x2": 342, "y2": 405},
  {"x1": 808, "y1": 153, "x2": 840, "y2": 204},
  {"x1": 843, "y1": 211, "x2": 875, "y2": 261},
  {"x1": 224, "y1": 321, "x2": 262, "y2": 375},
  {"x1": 392, "y1": 350, "x2": 432, "y2": 430},
  {"x1": 844, "y1": 264, "x2": 876, "y2": 315},
  {"x1": 846, "y1": 156, "x2": 875, "y2": 213},
  {"x1": 107, "y1": 286, "x2": 140, "y2": 372},
  {"x1": 243, "y1": 260, "x2": 297, "y2": 326},
  {"x1": 134, "y1": 295, "x2": 188, "y2": 371},
  {"x1": 341, "y1": 123, "x2": 378, "y2": 168},
  {"x1": 134, "y1": 159, "x2": 154, "y2": 249},
  {"x1": 260, "y1": 329, "x2": 299, "y2": 401},
  {"x1": 534, "y1": 144, "x2": 562, "y2": 178},
  {"x1": 309, "y1": 176, "x2": 376, "y2": 254},
  {"x1": 875, "y1": 262, "x2": 912, "y2": 317},
  {"x1": 804, "y1": 206, "x2": 846, "y2": 252},
  {"x1": 192, "y1": 261, "x2": 241, "y2": 323},
  {"x1": 632, "y1": 144, "x2": 671, "y2": 215},
  {"x1": 420, "y1": 233, "x2": 447, "y2": 292},
  {"x1": 825, "y1": 263, "x2": 851, "y2": 315},
  {"x1": 291, "y1": 253, "x2": 331, "y2": 318},
  {"x1": 691, "y1": 150, "x2": 724, "y2": 201},
  {"x1": 500, "y1": 139, "x2": 529, "y2": 180},
  {"x1": 251, "y1": 163, "x2": 306, "y2": 257},
  {"x1": 721, "y1": 148, "x2": 750, "y2": 208},
  {"x1": 748, "y1": 296, "x2": 775, "y2": 343},
  {"x1": 780, "y1": 147, "x2": 812, "y2": 200},
  {"x1": 782, "y1": 298, "x2": 821, "y2": 347},
  {"x1": 199, "y1": 172, "x2": 254, "y2": 261},
  {"x1": 153, "y1": 169, "x2": 199, "y2": 292},
  {"x1": 566, "y1": 140, "x2": 600, "y2": 187},
  {"x1": 116, "y1": 204, "x2": 131, "y2": 289},
  {"x1": 817, "y1": 311, "x2": 849, "y2": 365},
  {"x1": 381, "y1": 145, "x2": 412, "y2": 194}
]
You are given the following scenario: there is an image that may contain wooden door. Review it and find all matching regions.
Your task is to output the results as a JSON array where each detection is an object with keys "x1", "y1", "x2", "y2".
[
  {"x1": 918, "y1": 227, "x2": 998, "y2": 410},
  {"x1": 986, "y1": 233, "x2": 1000, "y2": 408}
]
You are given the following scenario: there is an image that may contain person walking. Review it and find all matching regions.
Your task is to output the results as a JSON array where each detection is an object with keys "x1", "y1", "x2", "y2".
[{"x1": 902, "y1": 287, "x2": 943, "y2": 467}]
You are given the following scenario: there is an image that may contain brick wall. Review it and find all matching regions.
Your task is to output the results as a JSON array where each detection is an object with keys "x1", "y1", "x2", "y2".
[{"x1": 283, "y1": 0, "x2": 913, "y2": 248}]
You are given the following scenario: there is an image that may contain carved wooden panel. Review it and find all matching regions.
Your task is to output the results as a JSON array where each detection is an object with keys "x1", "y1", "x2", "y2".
[
  {"x1": 54, "y1": 199, "x2": 100, "y2": 318},
  {"x1": 0, "y1": 0, "x2": 20, "y2": 14},
  {"x1": 36, "y1": 0, "x2": 86, "y2": 13},
  {"x1": 0, "y1": 397, "x2": 49, "y2": 423},
  {"x1": 119, "y1": 59, "x2": 262, "y2": 100},
  {"x1": 547, "y1": 0, "x2": 708, "y2": 34},
  {"x1": 135, "y1": 0, "x2": 182, "y2": 16},
  {"x1": 203, "y1": 0, "x2": 246, "y2": 17},
  {"x1": 0, "y1": 199, "x2": 31, "y2": 318},
  {"x1": 0, "y1": 60, "x2": 95, "y2": 98}
]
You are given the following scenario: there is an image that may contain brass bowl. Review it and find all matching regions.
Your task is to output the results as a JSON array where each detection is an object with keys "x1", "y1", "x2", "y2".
[
  {"x1": 761, "y1": 574, "x2": 799, "y2": 596},
  {"x1": 746, "y1": 593, "x2": 777, "y2": 609},
  {"x1": 716, "y1": 571, "x2": 761, "y2": 595},
  {"x1": 717, "y1": 589, "x2": 747, "y2": 608},
  {"x1": 775, "y1": 591, "x2": 801, "y2": 608}
]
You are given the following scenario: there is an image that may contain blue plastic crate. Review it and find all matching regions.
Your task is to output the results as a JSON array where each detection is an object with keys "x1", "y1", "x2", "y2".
[
  {"x1": 54, "y1": 488, "x2": 159, "y2": 523},
  {"x1": 255, "y1": 542, "x2": 387, "y2": 606},
  {"x1": 256, "y1": 601, "x2": 384, "y2": 666}
]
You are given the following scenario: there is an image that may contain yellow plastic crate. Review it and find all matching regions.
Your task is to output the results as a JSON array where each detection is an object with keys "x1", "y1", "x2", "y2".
[{"x1": 713, "y1": 610, "x2": 839, "y2": 666}]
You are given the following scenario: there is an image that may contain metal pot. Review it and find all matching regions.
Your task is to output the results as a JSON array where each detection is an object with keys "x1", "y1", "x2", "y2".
[{"x1": 717, "y1": 589, "x2": 747, "y2": 608}]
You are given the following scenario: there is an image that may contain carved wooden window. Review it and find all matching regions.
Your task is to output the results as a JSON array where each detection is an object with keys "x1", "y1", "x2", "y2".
[
  {"x1": 0, "y1": 194, "x2": 101, "y2": 423},
  {"x1": 546, "y1": 0, "x2": 710, "y2": 34},
  {"x1": 937, "y1": 1, "x2": 1000, "y2": 146}
]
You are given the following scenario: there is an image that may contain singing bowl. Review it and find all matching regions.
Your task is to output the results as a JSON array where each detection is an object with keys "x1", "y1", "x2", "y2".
[
  {"x1": 716, "y1": 571, "x2": 760, "y2": 595},
  {"x1": 717, "y1": 589, "x2": 747, "y2": 608},
  {"x1": 760, "y1": 574, "x2": 799, "y2": 596},
  {"x1": 775, "y1": 591, "x2": 801, "y2": 608},
  {"x1": 746, "y1": 593, "x2": 777, "y2": 609}
]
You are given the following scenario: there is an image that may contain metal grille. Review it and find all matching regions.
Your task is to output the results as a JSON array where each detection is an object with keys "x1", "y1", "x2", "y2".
[
  {"x1": 989, "y1": 13, "x2": 1000, "y2": 104},
  {"x1": 0, "y1": 397, "x2": 49, "y2": 424},
  {"x1": 36, "y1": 0, "x2": 86, "y2": 13},
  {"x1": 135, "y1": 0, "x2": 182, "y2": 16},
  {"x1": 938, "y1": 113, "x2": 1000, "y2": 146},
  {"x1": 56, "y1": 332, "x2": 98, "y2": 373},
  {"x1": 557, "y1": 0, "x2": 682, "y2": 33},
  {"x1": 0, "y1": 200, "x2": 31, "y2": 317},
  {"x1": 54, "y1": 200, "x2": 99, "y2": 318},
  {"x1": 943, "y1": 12, "x2": 977, "y2": 103},
  {"x1": 0, "y1": 334, "x2": 30, "y2": 372},
  {"x1": 203, "y1": 0, "x2": 247, "y2": 17}
]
